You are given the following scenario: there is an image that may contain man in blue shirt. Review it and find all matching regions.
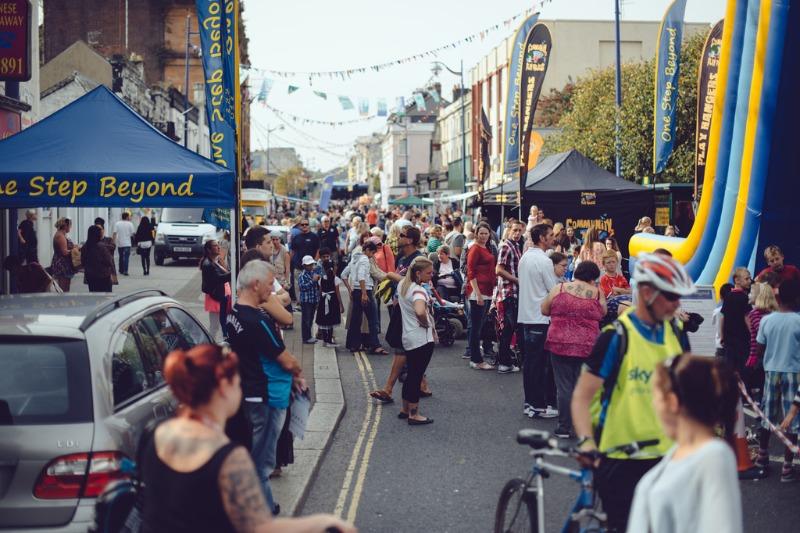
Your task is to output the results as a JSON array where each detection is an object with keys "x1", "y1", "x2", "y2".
[{"x1": 226, "y1": 260, "x2": 306, "y2": 515}]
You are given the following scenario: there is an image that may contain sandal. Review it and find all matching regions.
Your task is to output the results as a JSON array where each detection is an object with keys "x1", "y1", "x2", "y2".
[
  {"x1": 369, "y1": 390, "x2": 394, "y2": 404},
  {"x1": 368, "y1": 347, "x2": 389, "y2": 355},
  {"x1": 397, "y1": 412, "x2": 408, "y2": 419}
]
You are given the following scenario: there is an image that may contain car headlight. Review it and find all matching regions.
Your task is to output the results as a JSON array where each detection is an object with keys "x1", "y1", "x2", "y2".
[{"x1": 155, "y1": 232, "x2": 165, "y2": 243}]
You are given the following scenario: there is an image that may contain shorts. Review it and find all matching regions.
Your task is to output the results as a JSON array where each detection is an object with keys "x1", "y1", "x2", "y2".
[{"x1": 761, "y1": 371, "x2": 800, "y2": 433}]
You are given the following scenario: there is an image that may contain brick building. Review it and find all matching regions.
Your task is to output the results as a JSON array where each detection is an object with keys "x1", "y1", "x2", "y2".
[{"x1": 43, "y1": 0, "x2": 251, "y2": 176}]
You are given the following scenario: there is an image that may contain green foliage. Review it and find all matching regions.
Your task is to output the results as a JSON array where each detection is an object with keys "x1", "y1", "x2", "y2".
[
  {"x1": 274, "y1": 166, "x2": 307, "y2": 196},
  {"x1": 548, "y1": 31, "x2": 707, "y2": 183},
  {"x1": 535, "y1": 83, "x2": 575, "y2": 128}
]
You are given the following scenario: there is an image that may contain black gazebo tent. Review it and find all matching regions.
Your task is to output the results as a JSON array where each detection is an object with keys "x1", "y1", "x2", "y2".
[{"x1": 483, "y1": 149, "x2": 653, "y2": 254}]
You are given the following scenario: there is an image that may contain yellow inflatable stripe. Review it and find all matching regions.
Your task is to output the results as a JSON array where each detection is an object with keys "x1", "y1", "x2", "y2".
[
  {"x1": 713, "y1": 0, "x2": 772, "y2": 291},
  {"x1": 629, "y1": 0, "x2": 738, "y2": 263}
]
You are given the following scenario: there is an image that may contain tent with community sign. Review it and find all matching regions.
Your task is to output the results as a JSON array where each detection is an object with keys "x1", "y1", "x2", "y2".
[
  {"x1": 0, "y1": 86, "x2": 235, "y2": 209},
  {"x1": 482, "y1": 149, "x2": 653, "y2": 263}
]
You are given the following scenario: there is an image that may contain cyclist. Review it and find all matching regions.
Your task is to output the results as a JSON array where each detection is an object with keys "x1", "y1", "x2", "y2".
[{"x1": 571, "y1": 253, "x2": 695, "y2": 532}]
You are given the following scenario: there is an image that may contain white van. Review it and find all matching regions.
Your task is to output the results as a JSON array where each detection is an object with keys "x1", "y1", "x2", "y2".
[{"x1": 154, "y1": 208, "x2": 222, "y2": 265}]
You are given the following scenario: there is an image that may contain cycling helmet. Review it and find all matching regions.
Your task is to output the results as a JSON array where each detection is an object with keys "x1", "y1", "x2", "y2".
[{"x1": 632, "y1": 252, "x2": 696, "y2": 296}]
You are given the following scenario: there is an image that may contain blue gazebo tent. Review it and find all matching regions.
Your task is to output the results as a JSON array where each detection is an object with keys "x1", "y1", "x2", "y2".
[{"x1": 0, "y1": 86, "x2": 235, "y2": 208}]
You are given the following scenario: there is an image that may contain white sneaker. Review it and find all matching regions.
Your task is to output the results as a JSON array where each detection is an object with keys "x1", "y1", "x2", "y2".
[
  {"x1": 497, "y1": 365, "x2": 520, "y2": 374},
  {"x1": 523, "y1": 405, "x2": 534, "y2": 418},
  {"x1": 532, "y1": 407, "x2": 558, "y2": 419},
  {"x1": 324, "y1": 341, "x2": 339, "y2": 348}
]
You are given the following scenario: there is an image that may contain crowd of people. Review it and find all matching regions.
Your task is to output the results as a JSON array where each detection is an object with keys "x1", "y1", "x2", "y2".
[
  {"x1": 245, "y1": 200, "x2": 800, "y2": 532},
  {"x1": 6, "y1": 196, "x2": 800, "y2": 532}
]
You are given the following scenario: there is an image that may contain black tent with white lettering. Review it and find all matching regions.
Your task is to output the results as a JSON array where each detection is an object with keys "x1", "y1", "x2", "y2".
[{"x1": 482, "y1": 149, "x2": 653, "y2": 257}]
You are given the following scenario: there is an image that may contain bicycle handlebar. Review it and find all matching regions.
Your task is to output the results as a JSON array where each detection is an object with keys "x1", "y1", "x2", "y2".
[{"x1": 516, "y1": 429, "x2": 659, "y2": 459}]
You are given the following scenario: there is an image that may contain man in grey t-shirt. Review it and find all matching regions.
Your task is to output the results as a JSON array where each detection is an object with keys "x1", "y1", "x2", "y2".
[{"x1": 444, "y1": 216, "x2": 466, "y2": 259}]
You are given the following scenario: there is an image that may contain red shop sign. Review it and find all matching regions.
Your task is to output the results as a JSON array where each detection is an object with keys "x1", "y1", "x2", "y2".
[{"x1": 0, "y1": 0, "x2": 31, "y2": 81}]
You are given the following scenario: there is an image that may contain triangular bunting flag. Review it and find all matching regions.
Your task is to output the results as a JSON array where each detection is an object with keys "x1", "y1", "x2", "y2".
[
  {"x1": 358, "y1": 98, "x2": 369, "y2": 117},
  {"x1": 338, "y1": 96, "x2": 354, "y2": 110}
]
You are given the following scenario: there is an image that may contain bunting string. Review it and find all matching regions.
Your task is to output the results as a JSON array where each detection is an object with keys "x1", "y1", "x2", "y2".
[
  {"x1": 243, "y1": 1, "x2": 554, "y2": 80},
  {"x1": 252, "y1": 118, "x2": 351, "y2": 158},
  {"x1": 264, "y1": 103, "x2": 381, "y2": 126},
  {"x1": 267, "y1": 112, "x2": 356, "y2": 147}
]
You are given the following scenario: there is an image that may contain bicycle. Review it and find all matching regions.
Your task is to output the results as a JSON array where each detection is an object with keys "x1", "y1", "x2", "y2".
[{"x1": 494, "y1": 429, "x2": 658, "y2": 533}]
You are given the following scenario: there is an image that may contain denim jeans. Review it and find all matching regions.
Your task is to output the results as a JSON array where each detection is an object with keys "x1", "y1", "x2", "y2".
[
  {"x1": 346, "y1": 289, "x2": 379, "y2": 351},
  {"x1": 468, "y1": 299, "x2": 488, "y2": 364},
  {"x1": 521, "y1": 324, "x2": 550, "y2": 409},
  {"x1": 245, "y1": 402, "x2": 287, "y2": 514},
  {"x1": 301, "y1": 302, "x2": 317, "y2": 341},
  {"x1": 551, "y1": 353, "x2": 584, "y2": 433},
  {"x1": 497, "y1": 297, "x2": 519, "y2": 367},
  {"x1": 118, "y1": 246, "x2": 131, "y2": 274}
]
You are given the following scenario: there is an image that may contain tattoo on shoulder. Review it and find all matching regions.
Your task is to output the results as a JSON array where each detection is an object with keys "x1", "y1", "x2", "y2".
[{"x1": 219, "y1": 448, "x2": 271, "y2": 531}]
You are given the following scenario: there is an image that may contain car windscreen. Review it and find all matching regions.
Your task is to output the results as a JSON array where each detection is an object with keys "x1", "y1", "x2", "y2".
[
  {"x1": 160, "y1": 208, "x2": 206, "y2": 224},
  {"x1": 0, "y1": 338, "x2": 92, "y2": 425}
]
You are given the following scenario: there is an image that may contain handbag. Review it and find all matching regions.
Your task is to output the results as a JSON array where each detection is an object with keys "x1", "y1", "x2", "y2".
[
  {"x1": 70, "y1": 246, "x2": 82, "y2": 269},
  {"x1": 385, "y1": 303, "x2": 404, "y2": 349},
  {"x1": 137, "y1": 241, "x2": 152, "y2": 250}
]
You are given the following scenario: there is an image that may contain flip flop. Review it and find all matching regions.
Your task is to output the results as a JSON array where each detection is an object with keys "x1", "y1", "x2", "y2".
[
  {"x1": 369, "y1": 390, "x2": 394, "y2": 404},
  {"x1": 368, "y1": 347, "x2": 389, "y2": 355}
]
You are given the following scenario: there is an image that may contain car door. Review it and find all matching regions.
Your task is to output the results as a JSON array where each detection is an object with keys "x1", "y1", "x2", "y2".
[
  {"x1": 104, "y1": 323, "x2": 159, "y2": 458},
  {"x1": 165, "y1": 307, "x2": 214, "y2": 349}
]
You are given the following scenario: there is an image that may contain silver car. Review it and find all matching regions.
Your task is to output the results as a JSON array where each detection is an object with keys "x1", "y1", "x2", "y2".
[{"x1": 0, "y1": 290, "x2": 214, "y2": 532}]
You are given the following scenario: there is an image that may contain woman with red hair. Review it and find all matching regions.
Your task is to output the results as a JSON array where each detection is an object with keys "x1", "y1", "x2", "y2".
[{"x1": 140, "y1": 344, "x2": 354, "y2": 533}]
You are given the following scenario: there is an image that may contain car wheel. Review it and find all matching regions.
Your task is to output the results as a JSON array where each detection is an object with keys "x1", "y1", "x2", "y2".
[{"x1": 155, "y1": 253, "x2": 165, "y2": 266}]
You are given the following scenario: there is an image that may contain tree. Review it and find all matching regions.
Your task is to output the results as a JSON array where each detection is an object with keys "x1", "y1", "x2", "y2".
[
  {"x1": 548, "y1": 31, "x2": 706, "y2": 183},
  {"x1": 534, "y1": 83, "x2": 575, "y2": 128},
  {"x1": 273, "y1": 166, "x2": 307, "y2": 196}
]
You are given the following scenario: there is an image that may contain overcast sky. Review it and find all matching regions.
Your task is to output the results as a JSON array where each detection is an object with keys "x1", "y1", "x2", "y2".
[{"x1": 243, "y1": 0, "x2": 727, "y2": 172}]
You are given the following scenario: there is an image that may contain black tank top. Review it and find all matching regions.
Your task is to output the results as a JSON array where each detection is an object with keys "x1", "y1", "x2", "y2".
[{"x1": 141, "y1": 436, "x2": 240, "y2": 533}]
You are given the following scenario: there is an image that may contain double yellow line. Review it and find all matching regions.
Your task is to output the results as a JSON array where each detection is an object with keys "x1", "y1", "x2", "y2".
[{"x1": 334, "y1": 351, "x2": 383, "y2": 524}]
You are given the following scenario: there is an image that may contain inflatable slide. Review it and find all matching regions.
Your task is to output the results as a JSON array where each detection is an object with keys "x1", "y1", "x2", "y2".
[{"x1": 630, "y1": 0, "x2": 798, "y2": 293}]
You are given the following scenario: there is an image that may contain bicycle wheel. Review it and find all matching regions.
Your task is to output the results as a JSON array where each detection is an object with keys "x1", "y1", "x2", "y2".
[{"x1": 494, "y1": 478, "x2": 538, "y2": 533}]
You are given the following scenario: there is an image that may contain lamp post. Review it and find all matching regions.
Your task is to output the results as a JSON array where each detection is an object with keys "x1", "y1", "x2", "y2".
[
  {"x1": 265, "y1": 124, "x2": 284, "y2": 212},
  {"x1": 431, "y1": 60, "x2": 468, "y2": 195},
  {"x1": 614, "y1": 0, "x2": 623, "y2": 177},
  {"x1": 183, "y1": 14, "x2": 200, "y2": 149}
]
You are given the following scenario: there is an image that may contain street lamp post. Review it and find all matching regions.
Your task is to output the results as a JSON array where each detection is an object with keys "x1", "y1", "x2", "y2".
[
  {"x1": 183, "y1": 14, "x2": 200, "y2": 149},
  {"x1": 431, "y1": 61, "x2": 468, "y2": 196},
  {"x1": 614, "y1": 0, "x2": 623, "y2": 177},
  {"x1": 265, "y1": 124, "x2": 284, "y2": 211}
]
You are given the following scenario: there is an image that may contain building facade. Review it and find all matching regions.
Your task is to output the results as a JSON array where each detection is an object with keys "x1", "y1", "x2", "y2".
[
  {"x1": 43, "y1": 0, "x2": 251, "y2": 176},
  {"x1": 251, "y1": 147, "x2": 303, "y2": 176},
  {"x1": 352, "y1": 133, "x2": 382, "y2": 191},
  {"x1": 436, "y1": 87, "x2": 472, "y2": 194},
  {"x1": 379, "y1": 89, "x2": 446, "y2": 208},
  {"x1": 469, "y1": 19, "x2": 711, "y2": 189}
]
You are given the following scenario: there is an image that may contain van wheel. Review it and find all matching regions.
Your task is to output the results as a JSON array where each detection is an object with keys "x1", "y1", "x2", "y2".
[{"x1": 155, "y1": 253, "x2": 165, "y2": 266}]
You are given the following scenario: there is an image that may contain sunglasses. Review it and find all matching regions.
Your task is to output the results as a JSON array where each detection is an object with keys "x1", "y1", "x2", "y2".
[
  {"x1": 300, "y1": 223, "x2": 309, "y2": 227},
  {"x1": 659, "y1": 291, "x2": 681, "y2": 302}
]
